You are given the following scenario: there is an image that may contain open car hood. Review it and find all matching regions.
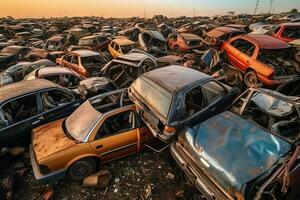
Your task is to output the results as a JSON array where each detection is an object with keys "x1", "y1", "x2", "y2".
[{"x1": 184, "y1": 111, "x2": 291, "y2": 197}]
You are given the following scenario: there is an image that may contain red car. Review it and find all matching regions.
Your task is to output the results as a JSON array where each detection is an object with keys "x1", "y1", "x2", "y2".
[
  {"x1": 221, "y1": 34, "x2": 299, "y2": 87},
  {"x1": 272, "y1": 23, "x2": 300, "y2": 43},
  {"x1": 167, "y1": 33, "x2": 202, "y2": 53}
]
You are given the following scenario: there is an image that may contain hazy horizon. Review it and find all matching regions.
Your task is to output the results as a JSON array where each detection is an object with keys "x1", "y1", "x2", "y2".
[{"x1": 1, "y1": 0, "x2": 299, "y2": 18}]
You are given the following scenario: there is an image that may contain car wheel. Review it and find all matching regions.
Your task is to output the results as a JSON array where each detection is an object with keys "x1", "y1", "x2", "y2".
[
  {"x1": 68, "y1": 158, "x2": 96, "y2": 182},
  {"x1": 174, "y1": 46, "x2": 180, "y2": 54},
  {"x1": 244, "y1": 70, "x2": 258, "y2": 88}
]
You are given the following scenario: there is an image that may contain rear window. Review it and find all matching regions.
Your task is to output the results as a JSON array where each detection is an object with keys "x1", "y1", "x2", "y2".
[{"x1": 131, "y1": 77, "x2": 172, "y2": 120}]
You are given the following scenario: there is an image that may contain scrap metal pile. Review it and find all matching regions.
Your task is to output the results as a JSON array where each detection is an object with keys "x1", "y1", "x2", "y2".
[{"x1": 0, "y1": 13, "x2": 300, "y2": 200}]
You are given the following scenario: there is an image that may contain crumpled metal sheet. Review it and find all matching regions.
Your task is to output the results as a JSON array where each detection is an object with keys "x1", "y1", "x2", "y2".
[{"x1": 184, "y1": 111, "x2": 291, "y2": 196}]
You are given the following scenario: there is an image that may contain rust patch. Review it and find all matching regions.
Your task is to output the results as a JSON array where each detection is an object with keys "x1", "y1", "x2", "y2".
[{"x1": 32, "y1": 118, "x2": 77, "y2": 163}]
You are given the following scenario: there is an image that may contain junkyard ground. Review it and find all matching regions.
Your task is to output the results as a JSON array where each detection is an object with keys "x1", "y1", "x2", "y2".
[{"x1": 1, "y1": 146, "x2": 203, "y2": 200}]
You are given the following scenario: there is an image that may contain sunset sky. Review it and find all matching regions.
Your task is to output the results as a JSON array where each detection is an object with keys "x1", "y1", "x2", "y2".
[{"x1": 0, "y1": 0, "x2": 299, "y2": 18}]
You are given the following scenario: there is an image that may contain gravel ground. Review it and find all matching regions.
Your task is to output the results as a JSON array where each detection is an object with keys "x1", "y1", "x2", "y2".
[{"x1": 1, "y1": 146, "x2": 203, "y2": 200}]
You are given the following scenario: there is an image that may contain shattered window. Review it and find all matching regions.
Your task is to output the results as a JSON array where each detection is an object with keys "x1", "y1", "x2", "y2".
[
  {"x1": 203, "y1": 81, "x2": 226, "y2": 104},
  {"x1": 282, "y1": 27, "x2": 300, "y2": 39},
  {"x1": 185, "y1": 85, "x2": 204, "y2": 117},
  {"x1": 231, "y1": 39, "x2": 255, "y2": 56},
  {"x1": 95, "y1": 110, "x2": 135, "y2": 139},
  {"x1": 40, "y1": 90, "x2": 74, "y2": 110},
  {"x1": 121, "y1": 44, "x2": 138, "y2": 54},
  {"x1": 81, "y1": 55, "x2": 103, "y2": 66},
  {"x1": 61, "y1": 74, "x2": 81, "y2": 88},
  {"x1": 1, "y1": 94, "x2": 38, "y2": 125}
]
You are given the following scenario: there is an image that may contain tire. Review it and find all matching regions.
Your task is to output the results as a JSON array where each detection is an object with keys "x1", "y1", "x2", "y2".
[
  {"x1": 174, "y1": 45, "x2": 181, "y2": 54},
  {"x1": 68, "y1": 158, "x2": 96, "y2": 182},
  {"x1": 244, "y1": 70, "x2": 258, "y2": 88}
]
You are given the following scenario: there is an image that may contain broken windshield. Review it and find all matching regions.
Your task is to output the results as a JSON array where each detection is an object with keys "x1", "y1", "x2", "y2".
[{"x1": 65, "y1": 100, "x2": 101, "y2": 142}]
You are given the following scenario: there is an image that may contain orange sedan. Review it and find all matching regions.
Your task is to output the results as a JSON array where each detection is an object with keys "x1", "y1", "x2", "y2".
[
  {"x1": 221, "y1": 34, "x2": 299, "y2": 87},
  {"x1": 30, "y1": 89, "x2": 153, "y2": 183}
]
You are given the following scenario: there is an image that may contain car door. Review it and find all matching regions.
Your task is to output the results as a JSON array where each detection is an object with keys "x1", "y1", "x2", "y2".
[
  {"x1": 38, "y1": 88, "x2": 80, "y2": 123},
  {"x1": 202, "y1": 80, "x2": 233, "y2": 117},
  {"x1": 235, "y1": 39, "x2": 256, "y2": 72},
  {"x1": 225, "y1": 38, "x2": 241, "y2": 66},
  {"x1": 0, "y1": 93, "x2": 42, "y2": 146},
  {"x1": 89, "y1": 108, "x2": 139, "y2": 162}
]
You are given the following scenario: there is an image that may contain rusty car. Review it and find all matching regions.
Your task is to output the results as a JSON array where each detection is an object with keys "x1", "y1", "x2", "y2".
[
  {"x1": 0, "y1": 59, "x2": 56, "y2": 86},
  {"x1": 171, "y1": 109, "x2": 299, "y2": 200},
  {"x1": 0, "y1": 45, "x2": 29, "y2": 68},
  {"x1": 128, "y1": 65, "x2": 239, "y2": 143},
  {"x1": 56, "y1": 50, "x2": 106, "y2": 77},
  {"x1": 221, "y1": 34, "x2": 300, "y2": 87},
  {"x1": 167, "y1": 33, "x2": 202, "y2": 54},
  {"x1": 100, "y1": 52, "x2": 158, "y2": 88},
  {"x1": 138, "y1": 30, "x2": 167, "y2": 56},
  {"x1": 0, "y1": 79, "x2": 82, "y2": 147},
  {"x1": 30, "y1": 89, "x2": 153, "y2": 183},
  {"x1": 108, "y1": 37, "x2": 139, "y2": 58},
  {"x1": 272, "y1": 22, "x2": 300, "y2": 43},
  {"x1": 24, "y1": 66, "x2": 117, "y2": 98}
]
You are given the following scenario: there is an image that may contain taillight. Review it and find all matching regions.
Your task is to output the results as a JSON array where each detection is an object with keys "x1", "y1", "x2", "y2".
[{"x1": 164, "y1": 126, "x2": 176, "y2": 135}]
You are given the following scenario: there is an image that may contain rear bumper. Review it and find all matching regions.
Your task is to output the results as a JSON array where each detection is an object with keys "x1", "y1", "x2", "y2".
[
  {"x1": 170, "y1": 142, "x2": 231, "y2": 200},
  {"x1": 30, "y1": 145, "x2": 66, "y2": 184},
  {"x1": 257, "y1": 74, "x2": 299, "y2": 86}
]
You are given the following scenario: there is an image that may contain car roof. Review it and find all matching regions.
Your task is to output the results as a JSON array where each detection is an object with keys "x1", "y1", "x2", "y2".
[
  {"x1": 241, "y1": 34, "x2": 290, "y2": 49},
  {"x1": 142, "y1": 65, "x2": 211, "y2": 93},
  {"x1": 179, "y1": 33, "x2": 201, "y2": 40},
  {"x1": 0, "y1": 79, "x2": 60, "y2": 104},
  {"x1": 207, "y1": 26, "x2": 243, "y2": 38},
  {"x1": 280, "y1": 22, "x2": 300, "y2": 27},
  {"x1": 112, "y1": 37, "x2": 135, "y2": 46},
  {"x1": 71, "y1": 50, "x2": 100, "y2": 57},
  {"x1": 116, "y1": 53, "x2": 150, "y2": 62},
  {"x1": 37, "y1": 67, "x2": 74, "y2": 77},
  {"x1": 80, "y1": 35, "x2": 98, "y2": 40},
  {"x1": 48, "y1": 35, "x2": 64, "y2": 42}
]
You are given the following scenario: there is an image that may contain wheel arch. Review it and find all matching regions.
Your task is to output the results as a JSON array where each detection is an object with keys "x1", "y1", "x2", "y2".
[{"x1": 66, "y1": 154, "x2": 101, "y2": 169}]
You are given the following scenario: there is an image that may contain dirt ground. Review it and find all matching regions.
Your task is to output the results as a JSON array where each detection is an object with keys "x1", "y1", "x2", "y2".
[{"x1": 0, "y1": 146, "x2": 203, "y2": 200}]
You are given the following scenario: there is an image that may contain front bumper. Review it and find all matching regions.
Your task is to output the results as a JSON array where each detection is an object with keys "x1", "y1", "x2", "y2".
[
  {"x1": 170, "y1": 142, "x2": 231, "y2": 200},
  {"x1": 30, "y1": 145, "x2": 66, "y2": 184}
]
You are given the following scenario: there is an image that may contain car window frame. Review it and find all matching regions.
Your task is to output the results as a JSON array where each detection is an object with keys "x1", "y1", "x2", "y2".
[
  {"x1": 93, "y1": 108, "x2": 137, "y2": 140},
  {"x1": 181, "y1": 82, "x2": 206, "y2": 120},
  {"x1": 38, "y1": 88, "x2": 76, "y2": 113},
  {"x1": 201, "y1": 80, "x2": 227, "y2": 106},
  {"x1": 230, "y1": 38, "x2": 256, "y2": 57},
  {"x1": 0, "y1": 92, "x2": 40, "y2": 130}
]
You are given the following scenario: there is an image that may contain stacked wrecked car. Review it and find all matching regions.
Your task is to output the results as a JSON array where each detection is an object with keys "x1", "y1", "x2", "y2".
[{"x1": 0, "y1": 14, "x2": 299, "y2": 199}]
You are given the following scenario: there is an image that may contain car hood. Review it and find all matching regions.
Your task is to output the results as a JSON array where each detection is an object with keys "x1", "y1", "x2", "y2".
[
  {"x1": 183, "y1": 111, "x2": 291, "y2": 197},
  {"x1": 32, "y1": 118, "x2": 77, "y2": 163}
]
